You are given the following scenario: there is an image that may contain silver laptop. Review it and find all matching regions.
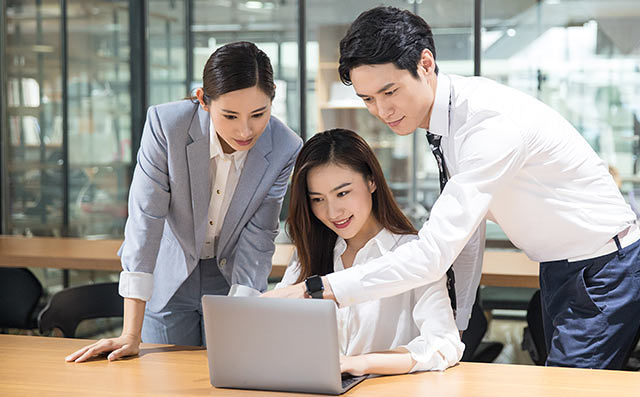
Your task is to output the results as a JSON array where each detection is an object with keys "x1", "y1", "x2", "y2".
[{"x1": 201, "y1": 295, "x2": 367, "y2": 395}]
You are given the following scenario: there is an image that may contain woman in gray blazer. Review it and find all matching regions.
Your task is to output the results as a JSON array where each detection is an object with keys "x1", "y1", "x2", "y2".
[{"x1": 67, "y1": 42, "x2": 302, "y2": 361}]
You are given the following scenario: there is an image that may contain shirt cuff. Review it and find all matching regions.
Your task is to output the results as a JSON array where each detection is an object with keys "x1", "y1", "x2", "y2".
[
  {"x1": 326, "y1": 267, "x2": 364, "y2": 308},
  {"x1": 405, "y1": 335, "x2": 464, "y2": 372},
  {"x1": 119, "y1": 271, "x2": 154, "y2": 301}
]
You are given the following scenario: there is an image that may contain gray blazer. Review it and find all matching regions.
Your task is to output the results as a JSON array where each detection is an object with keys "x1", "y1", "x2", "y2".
[{"x1": 119, "y1": 100, "x2": 302, "y2": 312}]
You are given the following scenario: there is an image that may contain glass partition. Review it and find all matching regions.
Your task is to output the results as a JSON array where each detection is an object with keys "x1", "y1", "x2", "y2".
[
  {"x1": 482, "y1": 0, "x2": 640, "y2": 241},
  {"x1": 148, "y1": 0, "x2": 187, "y2": 106},
  {"x1": 4, "y1": 0, "x2": 638, "y2": 242},
  {"x1": 66, "y1": 0, "x2": 131, "y2": 238},
  {"x1": 191, "y1": 0, "x2": 298, "y2": 130},
  {"x1": 306, "y1": 0, "x2": 474, "y2": 227},
  {"x1": 4, "y1": 0, "x2": 64, "y2": 236}
]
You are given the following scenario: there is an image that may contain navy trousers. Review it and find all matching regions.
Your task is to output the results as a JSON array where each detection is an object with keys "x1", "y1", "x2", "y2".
[{"x1": 539, "y1": 238, "x2": 640, "y2": 369}]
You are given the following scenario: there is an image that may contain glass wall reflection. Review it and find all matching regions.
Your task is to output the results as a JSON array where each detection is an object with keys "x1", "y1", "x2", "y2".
[
  {"x1": 3, "y1": 0, "x2": 639, "y2": 241},
  {"x1": 482, "y1": 0, "x2": 640, "y2": 240},
  {"x1": 191, "y1": 0, "x2": 298, "y2": 130},
  {"x1": 4, "y1": 0, "x2": 64, "y2": 236},
  {"x1": 306, "y1": 0, "x2": 474, "y2": 227},
  {"x1": 66, "y1": 0, "x2": 131, "y2": 238},
  {"x1": 148, "y1": 0, "x2": 187, "y2": 106}
]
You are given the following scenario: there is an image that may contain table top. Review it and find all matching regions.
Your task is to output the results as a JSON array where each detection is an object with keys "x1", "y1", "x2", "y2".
[
  {"x1": 1, "y1": 334, "x2": 638, "y2": 397},
  {"x1": 482, "y1": 250, "x2": 539, "y2": 288},
  {"x1": 0, "y1": 236, "x2": 293, "y2": 278},
  {"x1": 0, "y1": 235, "x2": 123, "y2": 270},
  {"x1": 0, "y1": 235, "x2": 539, "y2": 288}
]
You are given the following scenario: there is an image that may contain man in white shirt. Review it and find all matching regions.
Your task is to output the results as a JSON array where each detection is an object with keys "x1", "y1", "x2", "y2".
[{"x1": 266, "y1": 6, "x2": 640, "y2": 369}]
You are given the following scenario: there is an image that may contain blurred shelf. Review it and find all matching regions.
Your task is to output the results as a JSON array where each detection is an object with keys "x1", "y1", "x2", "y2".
[
  {"x1": 319, "y1": 61, "x2": 339, "y2": 69},
  {"x1": 8, "y1": 161, "x2": 131, "y2": 172},
  {"x1": 320, "y1": 103, "x2": 366, "y2": 110},
  {"x1": 7, "y1": 106, "x2": 41, "y2": 117}
]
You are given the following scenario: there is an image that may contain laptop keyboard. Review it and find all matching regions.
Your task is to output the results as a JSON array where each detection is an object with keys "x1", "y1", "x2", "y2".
[{"x1": 341, "y1": 374, "x2": 365, "y2": 390}]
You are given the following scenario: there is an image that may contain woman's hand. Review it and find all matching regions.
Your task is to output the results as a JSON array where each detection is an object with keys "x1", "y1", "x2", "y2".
[
  {"x1": 341, "y1": 349, "x2": 417, "y2": 375},
  {"x1": 261, "y1": 282, "x2": 306, "y2": 298},
  {"x1": 65, "y1": 333, "x2": 141, "y2": 363},
  {"x1": 261, "y1": 277, "x2": 336, "y2": 302},
  {"x1": 340, "y1": 354, "x2": 368, "y2": 376}
]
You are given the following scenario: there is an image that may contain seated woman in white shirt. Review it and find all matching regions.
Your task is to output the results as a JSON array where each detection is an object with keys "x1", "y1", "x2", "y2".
[{"x1": 275, "y1": 128, "x2": 464, "y2": 375}]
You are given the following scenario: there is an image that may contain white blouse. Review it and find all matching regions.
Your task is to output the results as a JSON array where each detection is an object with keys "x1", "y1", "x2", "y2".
[
  {"x1": 275, "y1": 229, "x2": 464, "y2": 372},
  {"x1": 200, "y1": 119, "x2": 247, "y2": 259}
]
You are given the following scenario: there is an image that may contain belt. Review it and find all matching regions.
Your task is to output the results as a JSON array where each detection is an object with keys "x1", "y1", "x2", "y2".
[{"x1": 567, "y1": 224, "x2": 640, "y2": 262}]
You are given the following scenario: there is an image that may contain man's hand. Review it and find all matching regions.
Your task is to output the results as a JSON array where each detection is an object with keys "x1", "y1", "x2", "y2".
[
  {"x1": 261, "y1": 282, "x2": 306, "y2": 298},
  {"x1": 261, "y1": 276, "x2": 337, "y2": 303}
]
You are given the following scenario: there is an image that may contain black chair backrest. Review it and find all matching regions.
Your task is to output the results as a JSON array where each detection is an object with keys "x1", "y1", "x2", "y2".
[
  {"x1": 0, "y1": 268, "x2": 43, "y2": 329},
  {"x1": 461, "y1": 288, "x2": 504, "y2": 363},
  {"x1": 461, "y1": 292, "x2": 488, "y2": 361},
  {"x1": 522, "y1": 289, "x2": 547, "y2": 365},
  {"x1": 38, "y1": 282, "x2": 123, "y2": 338}
]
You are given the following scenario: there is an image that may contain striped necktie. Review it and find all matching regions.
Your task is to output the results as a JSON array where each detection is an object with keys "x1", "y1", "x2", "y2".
[{"x1": 426, "y1": 131, "x2": 457, "y2": 319}]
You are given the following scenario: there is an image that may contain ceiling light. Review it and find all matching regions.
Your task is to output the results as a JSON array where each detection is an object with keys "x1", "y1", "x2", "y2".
[{"x1": 245, "y1": 1, "x2": 263, "y2": 9}]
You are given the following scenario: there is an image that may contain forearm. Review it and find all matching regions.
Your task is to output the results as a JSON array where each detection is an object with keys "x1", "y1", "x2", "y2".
[
  {"x1": 343, "y1": 348, "x2": 418, "y2": 376},
  {"x1": 121, "y1": 297, "x2": 146, "y2": 340}
]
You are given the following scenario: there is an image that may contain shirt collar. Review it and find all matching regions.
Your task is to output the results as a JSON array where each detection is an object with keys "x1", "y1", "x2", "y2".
[
  {"x1": 333, "y1": 228, "x2": 401, "y2": 270},
  {"x1": 427, "y1": 72, "x2": 452, "y2": 138},
  {"x1": 209, "y1": 118, "x2": 248, "y2": 171}
]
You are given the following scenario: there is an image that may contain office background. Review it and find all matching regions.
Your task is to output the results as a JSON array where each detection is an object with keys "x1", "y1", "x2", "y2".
[{"x1": 2, "y1": 0, "x2": 640, "y2": 241}]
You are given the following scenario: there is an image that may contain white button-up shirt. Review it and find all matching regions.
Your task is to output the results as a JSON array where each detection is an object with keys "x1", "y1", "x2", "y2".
[
  {"x1": 276, "y1": 229, "x2": 464, "y2": 372},
  {"x1": 200, "y1": 119, "x2": 247, "y2": 259},
  {"x1": 326, "y1": 73, "x2": 637, "y2": 329}
]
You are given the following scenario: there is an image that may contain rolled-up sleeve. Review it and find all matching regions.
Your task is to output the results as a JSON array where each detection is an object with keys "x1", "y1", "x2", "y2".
[
  {"x1": 402, "y1": 277, "x2": 465, "y2": 372},
  {"x1": 118, "y1": 271, "x2": 154, "y2": 301},
  {"x1": 118, "y1": 105, "x2": 172, "y2": 301}
]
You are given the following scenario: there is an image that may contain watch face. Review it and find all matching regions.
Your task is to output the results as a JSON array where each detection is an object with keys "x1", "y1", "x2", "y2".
[{"x1": 306, "y1": 275, "x2": 323, "y2": 293}]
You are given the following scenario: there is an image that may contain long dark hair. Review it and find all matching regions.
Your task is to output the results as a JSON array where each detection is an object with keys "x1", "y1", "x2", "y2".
[
  {"x1": 288, "y1": 129, "x2": 417, "y2": 283},
  {"x1": 197, "y1": 41, "x2": 275, "y2": 104},
  {"x1": 338, "y1": 6, "x2": 438, "y2": 85}
]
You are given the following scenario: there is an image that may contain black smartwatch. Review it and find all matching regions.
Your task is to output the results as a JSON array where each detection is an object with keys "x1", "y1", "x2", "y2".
[{"x1": 305, "y1": 275, "x2": 324, "y2": 299}]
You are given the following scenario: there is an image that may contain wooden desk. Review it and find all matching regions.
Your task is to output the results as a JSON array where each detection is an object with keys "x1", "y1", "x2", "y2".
[
  {"x1": 481, "y1": 250, "x2": 539, "y2": 288},
  {"x1": 0, "y1": 236, "x2": 122, "y2": 271},
  {"x1": 1, "y1": 334, "x2": 638, "y2": 396},
  {"x1": 0, "y1": 236, "x2": 539, "y2": 288},
  {"x1": 0, "y1": 236, "x2": 294, "y2": 278}
]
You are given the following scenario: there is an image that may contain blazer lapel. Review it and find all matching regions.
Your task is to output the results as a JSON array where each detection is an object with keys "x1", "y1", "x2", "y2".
[
  {"x1": 217, "y1": 120, "x2": 273, "y2": 255},
  {"x1": 186, "y1": 106, "x2": 211, "y2": 256}
]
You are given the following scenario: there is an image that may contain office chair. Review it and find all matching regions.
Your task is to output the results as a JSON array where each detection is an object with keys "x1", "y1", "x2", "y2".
[
  {"x1": 521, "y1": 289, "x2": 547, "y2": 365},
  {"x1": 38, "y1": 282, "x2": 123, "y2": 338},
  {"x1": 0, "y1": 268, "x2": 43, "y2": 330}
]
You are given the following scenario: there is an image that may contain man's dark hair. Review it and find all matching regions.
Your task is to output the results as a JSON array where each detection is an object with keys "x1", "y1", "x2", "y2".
[{"x1": 338, "y1": 6, "x2": 438, "y2": 85}]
